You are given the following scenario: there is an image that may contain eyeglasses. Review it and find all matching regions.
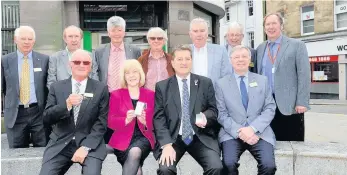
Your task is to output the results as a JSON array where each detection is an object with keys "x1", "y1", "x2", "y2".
[
  {"x1": 228, "y1": 34, "x2": 243, "y2": 37},
  {"x1": 72, "y1": 61, "x2": 91, "y2": 65},
  {"x1": 149, "y1": 37, "x2": 164, "y2": 41}
]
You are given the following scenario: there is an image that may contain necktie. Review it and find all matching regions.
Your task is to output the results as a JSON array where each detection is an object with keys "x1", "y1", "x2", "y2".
[
  {"x1": 182, "y1": 79, "x2": 193, "y2": 145},
  {"x1": 73, "y1": 82, "x2": 81, "y2": 124},
  {"x1": 108, "y1": 47, "x2": 122, "y2": 92},
  {"x1": 20, "y1": 56, "x2": 30, "y2": 105},
  {"x1": 240, "y1": 76, "x2": 248, "y2": 110}
]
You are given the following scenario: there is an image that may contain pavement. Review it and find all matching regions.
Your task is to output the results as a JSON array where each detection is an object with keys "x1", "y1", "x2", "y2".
[{"x1": 309, "y1": 99, "x2": 347, "y2": 105}]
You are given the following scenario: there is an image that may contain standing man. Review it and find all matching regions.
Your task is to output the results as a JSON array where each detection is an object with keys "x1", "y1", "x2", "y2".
[
  {"x1": 93, "y1": 15, "x2": 141, "y2": 143},
  {"x1": 225, "y1": 22, "x2": 257, "y2": 73},
  {"x1": 153, "y1": 45, "x2": 224, "y2": 175},
  {"x1": 47, "y1": 25, "x2": 98, "y2": 89},
  {"x1": 40, "y1": 49, "x2": 109, "y2": 175},
  {"x1": 216, "y1": 45, "x2": 276, "y2": 175},
  {"x1": 189, "y1": 18, "x2": 231, "y2": 83},
  {"x1": 1, "y1": 26, "x2": 48, "y2": 148},
  {"x1": 256, "y1": 13, "x2": 310, "y2": 141}
]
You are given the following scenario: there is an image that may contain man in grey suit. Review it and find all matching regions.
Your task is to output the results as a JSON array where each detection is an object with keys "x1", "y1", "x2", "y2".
[
  {"x1": 93, "y1": 15, "x2": 141, "y2": 143},
  {"x1": 225, "y1": 22, "x2": 257, "y2": 73},
  {"x1": 47, "y1": 25, "x2": 98, "y2": 89},
  {"x1": 1, "y1": 26, "x2": 48, "y2": 148},
  {"x1": 256, "y1": 13, "x2": 310, "y2": 141},
  {"x1": 40, "y1": 50, "x2": 108, "y2": 175},
  {"x1": 189, "y1": 18, "x2": 231, "y2": 84},
  {"x1": 216, "y1": 45, "x2": 276, "y2": 175}
]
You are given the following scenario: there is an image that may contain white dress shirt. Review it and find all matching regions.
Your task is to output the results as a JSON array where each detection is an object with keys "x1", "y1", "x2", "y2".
[{"x1": 192, "y1": 44, "x2": 208, "y2": 77}]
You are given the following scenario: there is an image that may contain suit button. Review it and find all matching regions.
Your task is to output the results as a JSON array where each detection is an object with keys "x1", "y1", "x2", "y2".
[{"x1": 65, "y1": 142, "x2": 68, "y2": 145}]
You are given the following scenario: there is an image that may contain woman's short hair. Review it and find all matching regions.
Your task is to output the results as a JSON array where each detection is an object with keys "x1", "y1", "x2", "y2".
[{"x1": 120, "y1": 60, "x2": 146, "y2": 88}]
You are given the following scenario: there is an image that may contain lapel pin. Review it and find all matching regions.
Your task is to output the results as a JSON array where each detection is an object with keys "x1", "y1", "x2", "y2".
[{"x1": 194, "y1": 79, "x2": 198, "y2": 86}]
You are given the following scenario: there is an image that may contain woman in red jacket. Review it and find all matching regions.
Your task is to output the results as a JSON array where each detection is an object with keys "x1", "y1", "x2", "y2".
[{"x1": 108, "y1": 59, "x2": 155, "y2": 175}]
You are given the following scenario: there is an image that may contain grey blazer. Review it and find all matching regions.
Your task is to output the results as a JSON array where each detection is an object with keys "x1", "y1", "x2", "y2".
[
  {"x1": 1, "y1": 51, "x2": 49, "y2": 128},
  {"x1": 215, "y1": 73, "x2": 276, "y2": 146},
  {"x1": 47, "y1": 50, "x2": 98, "y2": 89},
  {"x1": 93, "y1": 43, "x2": 141, "y2": 85},
  {"x1": 191, "y1": 43, "x2": 231, "y2": 84},
  {"x1": 256, "y1": 35, "x2": 311, "y2": 115}
]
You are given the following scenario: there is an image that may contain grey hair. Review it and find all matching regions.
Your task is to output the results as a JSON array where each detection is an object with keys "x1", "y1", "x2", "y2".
[
  {"x1": 171, "y1": 44, "x2": 192, "y2": 59},
  {"x1": 107, "y1": 16, "x2": 126, "y2": 30},
  {"x1": 14, "y1": 26, "x2": 36, "y2": 40},
  {"x1": 189, "y1": 17, "x2": 208, "y2": 31},
  {"x1": 227, "y1": 22, "x2": 244, "y2": 34},
  {"x1": 263, "y1": 12, "x2": 284, "y2": 27},
  {"x1": 71, "y1": 49, "x2": 92, "y2": 61},
  {"x1": 231, "y1": 45, "x2": 251, "y2": 58},
  {"x1": 63, "y1": 25, "x2": 83, "y2": 38},
  {"x1": 146, "y1": 27, "x2": 168, "y2": 41}
]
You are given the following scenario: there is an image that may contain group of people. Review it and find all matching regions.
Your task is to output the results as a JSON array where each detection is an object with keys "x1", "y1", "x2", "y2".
[{"x1": 1, "y1": 12, "x2": 310, "y2": 175}]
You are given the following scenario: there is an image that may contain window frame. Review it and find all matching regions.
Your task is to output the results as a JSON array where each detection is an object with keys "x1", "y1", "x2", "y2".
[
  {"x1": 334, "y1": 0, "x2": 347, "y2": 31},
  {"x1": 301, "y1": 4, "x2": 315, "y2": 36}
]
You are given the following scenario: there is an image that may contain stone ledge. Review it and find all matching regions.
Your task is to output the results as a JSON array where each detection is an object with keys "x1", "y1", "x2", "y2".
[{"x1": 1, "y1": 141, "x2": 347, "y2": 175}]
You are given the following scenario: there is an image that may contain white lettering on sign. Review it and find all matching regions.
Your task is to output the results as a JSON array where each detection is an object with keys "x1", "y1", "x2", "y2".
[{"x1": 309, "y1": 55, "x2": 338, "y2": 63}]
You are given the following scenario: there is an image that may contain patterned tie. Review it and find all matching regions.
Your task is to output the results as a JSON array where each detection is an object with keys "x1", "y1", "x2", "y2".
[
  {"x1": 20, "y1": 56, "x2": 30, "y2": 105},
  {"x1": 73, "y1": 82, "x2": 81, "y2": 124},
  {"x1": 108, "y1": 47, "x2": 122, "y2": 92},
  {"x1": 182, "y1": 79, "x2": 193, "y2": 145},
  {"x1": 240, "y1": 76, "x2": 248, "y2": 110}
]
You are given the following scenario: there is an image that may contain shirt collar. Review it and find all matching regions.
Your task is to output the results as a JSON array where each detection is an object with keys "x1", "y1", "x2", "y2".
[
  {"x1": 176, "y1": 73, "x2": 191, "y2": 82},
  {"x1": 111, "y1": 42, "x2": 125, "y2": 52},
  {"x1": 193, "y1": 43, "x2": 207, "y2": 52},
  {"x1": 17, "y1": 50, "x2": 33, "y2": 59},
  {"x1": 66, "y1": 47, "x2": 73, "y2": 58},
  {"x1": 71, "y1": 77, "x2": 88, "y2": 87},
  {"x1": 234, "y1": 71, "x2": 249, "y2": 80},
  {"x1": 267, "y1": 34, "x2": 282, "y2": 44},
  {"x1": 149, "y1": 50, "x2": 165, "y2": 59}
]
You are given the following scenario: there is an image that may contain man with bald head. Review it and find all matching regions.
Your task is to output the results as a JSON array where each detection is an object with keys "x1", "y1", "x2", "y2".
[
  {"x1": 47, "y1": 25, "x2": 98, "y2": 89},
  {"x1": 40, "y1": 49, "x2": 109, "y2": 175},
  {"x1": 1, "y1": 26, "x2": 49, "y2": 148}
]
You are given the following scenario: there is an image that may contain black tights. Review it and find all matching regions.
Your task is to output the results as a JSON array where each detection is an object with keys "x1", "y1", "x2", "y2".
[{"x1": 122, "y1": 147, "x2": 143, "y2": 175}]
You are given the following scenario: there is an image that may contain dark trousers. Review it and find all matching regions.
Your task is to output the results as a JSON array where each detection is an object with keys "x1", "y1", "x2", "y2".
[
  {"x1": 6, "y1": 105, "x2": 46, "y2": 148},
  {"x1": 39, "y1": 140, "x2": 103, "y2": 175},
  {"x1": 157, "y1": 135, "x2": 224, "y2": 175},
  {"x1": 222, "y1": 139, "x2": 276, "y2": 175}
]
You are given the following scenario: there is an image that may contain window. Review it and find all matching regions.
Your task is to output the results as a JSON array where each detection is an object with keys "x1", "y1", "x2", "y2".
[
  {"x1": 225, "y1": 6, "x2": 230, "y2": 22},
  {"x1": 247, "y1": 0, "x2": 254, "y2": 16},
  {"x1": 301, "y1": 5, "x2": 314, "y2": 35},
  {"x1": 335, "y1": 0, "x2": 347, "y2": 30},
  {"x1": 248, "y1": 32, "x2": 254, "y2": 49},
  {"x1": 1, "y1": 1, "x2": 19, "y2": 54},
  {"x1": 310, "y1": 56, "x2": 339, "y2": 83}
]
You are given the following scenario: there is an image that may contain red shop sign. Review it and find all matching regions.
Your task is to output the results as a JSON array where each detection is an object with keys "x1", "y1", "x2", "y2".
[{"x1": 309, "y1": 55, "x2": 339, "y2": 63}]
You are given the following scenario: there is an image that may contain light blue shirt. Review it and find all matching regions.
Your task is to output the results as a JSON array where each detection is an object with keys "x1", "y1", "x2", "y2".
[
  {"x1": 234, "y1": 72, "x2": 249, "y2": 94},
  {"x1": 262, "y1": 35, "x2": 283, "y2": 94},
  {"x1": 17, "y1": 50, "x2": 37, "y2": 104}
]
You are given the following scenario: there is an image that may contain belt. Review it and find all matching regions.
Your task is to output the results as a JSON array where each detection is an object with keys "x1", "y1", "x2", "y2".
[{"x1": 19, "y1": 103, "x2": 38, "y2": 109}]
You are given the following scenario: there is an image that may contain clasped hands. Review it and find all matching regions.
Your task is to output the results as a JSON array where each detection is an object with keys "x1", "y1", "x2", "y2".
[
  {"x1": 125, "y1": 110, "x2": 146, "y2": 125},
  {"x1": 237, "y1": 126, "x2": 259, "y2": 145}
]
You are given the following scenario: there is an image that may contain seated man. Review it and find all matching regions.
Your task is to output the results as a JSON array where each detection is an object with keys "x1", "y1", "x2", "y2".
[
  {"x1": 215, "y1": 45, "x2": 277, "y2": 175},
  {"x1": 153, "y1": 45, "x2": 224, "y2": 175},
  {"x1": 40, "y1": 49, "x2": 109, "y2": 175}
]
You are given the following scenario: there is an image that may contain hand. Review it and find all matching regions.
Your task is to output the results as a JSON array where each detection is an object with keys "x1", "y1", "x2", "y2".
[
  {"x1": 67, "y1": 94, "x2": 83, "y2": 106},
  {"x1": 195, "y1": 112, "x2": 207, "y2": 128},
  {"x1": 159, "y1": 144, "x2": 176, "y2": 167},
  {"x1": 71, "y1": 147, "x2": 88, "y2": 164},
  {"x1": 246, "y1": 135, "x2": 260, "y2": 145},
  {"x1": 295, "y1": 106, "x2": 307, "y2": 114},
  {"x1": 137, "y1": 110, "x2": 146, "y2": 126},
  {"x1": 125, "y1": 110, "x2": 136, "y2": 125},
  {"x1": 238, "y1": 127, "x2": 255, "y2": 142}
]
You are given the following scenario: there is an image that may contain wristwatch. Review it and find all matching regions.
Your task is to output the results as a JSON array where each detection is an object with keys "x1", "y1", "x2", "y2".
[{"x1": 81, "y1": 146, "x2": 91, "y2": 152}]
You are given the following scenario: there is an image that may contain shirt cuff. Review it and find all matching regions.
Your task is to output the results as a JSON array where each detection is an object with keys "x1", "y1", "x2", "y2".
[
  {"x1": 161, "y1": 143, "x2": 173, "y2": 149},
  {"x1": 250, "y1": 125, "x2": 258, "y2": 133}
]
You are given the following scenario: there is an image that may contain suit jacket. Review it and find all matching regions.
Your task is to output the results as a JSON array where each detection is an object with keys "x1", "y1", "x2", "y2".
[
  {"x1": 215, "y1": 73, "x2": 276, "y2": 146},
  {"x1": 1, "y1": 51, "x2": 49, "y2": 128},
  {"x1": 153, "y1": 73, "x2": 220, "y2": 159},
  {"x1": 42, "y1": 78, "x2": 109, "y2": 164},
  {"x1": 256, "y1": 35, "x2": 311, "y2": 115},
  {"x1": 191, "y1": 43, "x2": 231, "y2": 84},
  {"x1": 137, "y1": 50, "x2": 175, "y2": 77},
  {"x1": 225, "y1": 44, "x2": 257, "y2": 73},
  {"x1": 108, "y1": 88, "x2": 156, "y2": 151},
  {"x1": 47, "y1": 50, "x2": 98, "y2": 88},
  {"x1": 93, "y1": 43, "x2": 141, "y2": 85}
]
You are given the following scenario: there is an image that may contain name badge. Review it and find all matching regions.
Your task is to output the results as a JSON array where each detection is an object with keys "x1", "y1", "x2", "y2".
[
  {"x1": 272, "y1": 67, "x2": 275, "y2": 74},
  {"x1": 134, "y1": 101, "x2": 146, "y2": 116},
  {"x1": 84, "y1": 93, "x2": 94, "y2": 98},
  {"x1": 249, "y1": 82, "x2": 258, "y2": 87},
  {"x1": 34, "y1": 68, "x2": 42, "y2": 72}
]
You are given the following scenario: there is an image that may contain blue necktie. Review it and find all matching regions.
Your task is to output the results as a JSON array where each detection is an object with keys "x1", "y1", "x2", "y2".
[
  {"x1": 240, "y1": 76, "x2": 248, "y2": 110},
  {"x1": 182, "y1": 79, "x2": 193, "y2": 145}
]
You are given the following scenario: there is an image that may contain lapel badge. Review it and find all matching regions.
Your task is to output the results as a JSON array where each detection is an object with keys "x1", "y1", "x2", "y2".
[
  {"x1": 249, "y1": 62, "x2": 254, "y2": 67},
  {"x1": 194, "y1": 79, "x2": 198, "y2": 86}
]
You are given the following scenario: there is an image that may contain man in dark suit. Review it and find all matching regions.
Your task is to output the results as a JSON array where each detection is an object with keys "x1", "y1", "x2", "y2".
[
  {"x1": 39, "y1": 49, "x2": 109, "y2": 175},
  {"x1": 1, "y1": 26, "x2": 49, "y2": 148},
  {"x1": 225, "y1": 22, "x2": 257, "y2": 73},
  {"x1": 153, "y1": 45, "x2": 223, "y2": 175}
]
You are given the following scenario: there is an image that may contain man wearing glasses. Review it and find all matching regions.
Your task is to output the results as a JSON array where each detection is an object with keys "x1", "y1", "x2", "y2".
[
  {"x1": 225, "y1": 22, "x2": 257, "y2": 73},
  {"x1": 40, "y1": 49, "x2": 109, "y2": 175}
]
